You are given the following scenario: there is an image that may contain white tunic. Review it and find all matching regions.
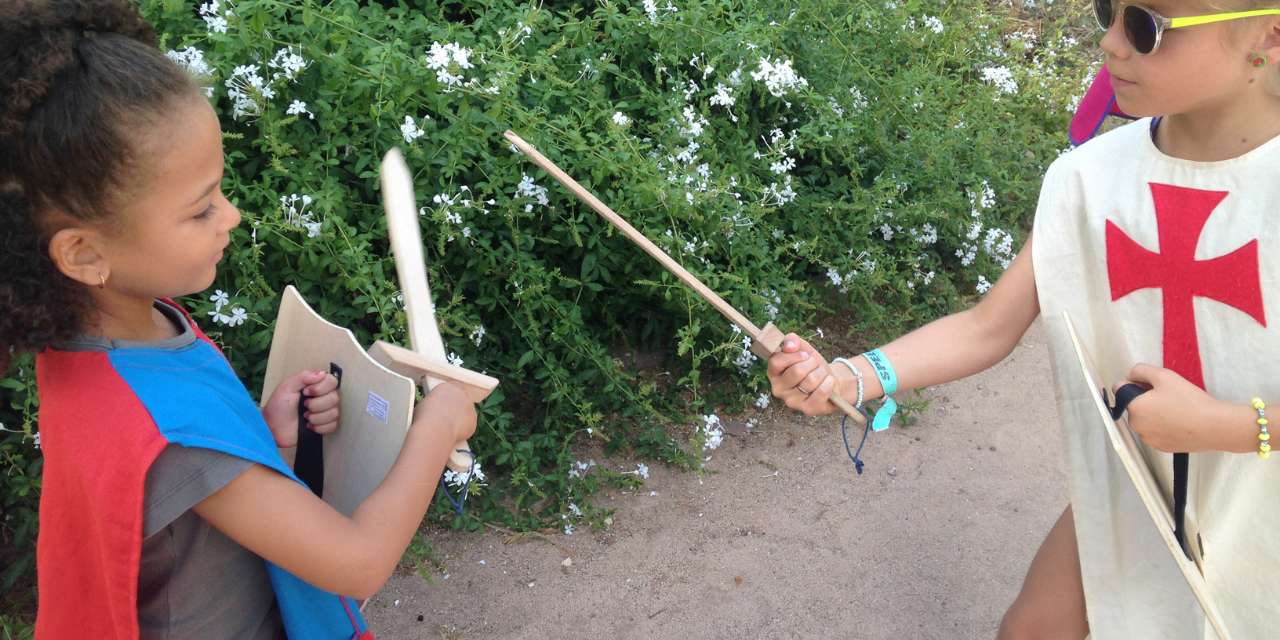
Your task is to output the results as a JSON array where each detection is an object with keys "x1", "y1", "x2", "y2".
[{"x1": 1033, "y1": 118, "x2": 1280, "y2": 640}]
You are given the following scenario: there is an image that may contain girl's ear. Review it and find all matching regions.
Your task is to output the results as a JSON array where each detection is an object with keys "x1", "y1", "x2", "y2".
[
  {"x1": 1257, "y1": 17, "x2": 1280, "y2": 60},
  {"x1": 47, "y1": 225, "x2": 111, "y2": 289}
]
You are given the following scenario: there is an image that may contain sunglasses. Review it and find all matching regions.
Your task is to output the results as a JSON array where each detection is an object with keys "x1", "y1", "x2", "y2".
[{"x1": 1094, "y1": 1, "x2": 1280, "y2": 55}]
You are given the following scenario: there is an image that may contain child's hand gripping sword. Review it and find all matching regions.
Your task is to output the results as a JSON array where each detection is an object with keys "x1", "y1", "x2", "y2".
[
  {"x1": 503, "y1": 131, "x2": 865, "y2": 425},
  {"x1": 368, "y1": 148, "x2": 498, "y2": 472}
]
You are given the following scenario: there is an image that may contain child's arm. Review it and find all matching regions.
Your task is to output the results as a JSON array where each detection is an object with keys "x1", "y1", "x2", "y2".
[
  {"x1": 769, "y1": 234, "x2": 1041, "y2": 415},
  {"x1": 192, "y1": 381, "x2": 476, "y2": 599},
  {"x1": 260, "y1": 371, "x2": 342, "y2": 447}
]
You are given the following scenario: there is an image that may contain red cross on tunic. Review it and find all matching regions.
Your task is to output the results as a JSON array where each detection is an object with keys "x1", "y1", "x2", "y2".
[{"x1": 1106, "y1": 183, "x2": 1266, "y2": 389}]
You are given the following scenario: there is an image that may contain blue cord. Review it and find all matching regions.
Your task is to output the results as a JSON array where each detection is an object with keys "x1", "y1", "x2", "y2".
[
  {"x1": 438, "y1": 450, "x2": 478, "y2": 516},
  {"x1": 840, "y1": 407, "x2": 873, "y2": 474}
]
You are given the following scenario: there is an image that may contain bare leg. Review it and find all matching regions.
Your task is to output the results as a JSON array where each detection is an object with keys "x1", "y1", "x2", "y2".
[{"x1": 997, "y1": 504, "x2": 1089, "y2": 640}]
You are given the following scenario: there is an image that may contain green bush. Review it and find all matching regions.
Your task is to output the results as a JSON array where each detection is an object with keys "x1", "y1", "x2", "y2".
[{"x1": 0, "y1": 0, "x2": 1094, "y2": 595}]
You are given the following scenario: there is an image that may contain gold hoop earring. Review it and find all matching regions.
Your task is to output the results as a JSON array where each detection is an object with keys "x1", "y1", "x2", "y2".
[{"x1": 98, "y1": 271, "x2": 106, "y2": 289}]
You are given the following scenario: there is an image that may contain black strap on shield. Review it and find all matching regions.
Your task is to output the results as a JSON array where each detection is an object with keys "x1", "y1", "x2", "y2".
[
  {"x1": 295, "y1": 362, "x2": 342, "y2": 498},
  {"x1": 1105, "y1": 383, "x2": 1191, "y2": 560}
]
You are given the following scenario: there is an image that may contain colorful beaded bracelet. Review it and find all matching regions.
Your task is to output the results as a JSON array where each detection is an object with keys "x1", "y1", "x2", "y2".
[{"x1": 1252, "y1": 397, "x2": 1270, "y2": 459}]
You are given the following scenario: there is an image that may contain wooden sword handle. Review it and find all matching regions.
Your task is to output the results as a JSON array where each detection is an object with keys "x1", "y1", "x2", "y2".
[
  {"x1": 380, "y1": 148, "x2": 474, "y2": 471},
  {"x1": 504, "y1": 130, "x2": 865, "y2": 426}
]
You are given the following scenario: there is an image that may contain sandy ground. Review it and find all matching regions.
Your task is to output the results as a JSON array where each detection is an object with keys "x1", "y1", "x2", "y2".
[{"x1": 363, "y1": 320, "x2": 1066, "y2": 639}]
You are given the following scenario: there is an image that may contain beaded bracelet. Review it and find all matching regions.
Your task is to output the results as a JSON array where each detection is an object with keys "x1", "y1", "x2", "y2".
[
  {"x1": 1253, "y1": 397, "x2": 1270, "y2": 459},
  {"x1": 831, "y1": 357, "x2": 864, "y2": 409}
]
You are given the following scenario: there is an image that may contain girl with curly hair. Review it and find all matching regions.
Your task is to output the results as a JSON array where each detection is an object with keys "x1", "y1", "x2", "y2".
[{"x1": 0, "y1": 1, "x2": 475, "y2": 638}]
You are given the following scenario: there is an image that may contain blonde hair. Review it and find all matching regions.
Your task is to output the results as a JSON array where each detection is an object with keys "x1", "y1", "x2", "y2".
[{"x1": 1209, "y1": 0, "x2": 1280, "y2": 94}]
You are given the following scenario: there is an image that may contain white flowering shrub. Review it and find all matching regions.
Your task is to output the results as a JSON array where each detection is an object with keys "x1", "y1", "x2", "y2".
[{"x1": 0, "y1": 0, "x2": 1095, "y2": 542}]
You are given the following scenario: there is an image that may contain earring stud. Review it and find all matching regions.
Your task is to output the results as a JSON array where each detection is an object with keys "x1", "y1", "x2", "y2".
[{"x1": 1253, "y1": 55, "x2": 1268, "y2": 68}]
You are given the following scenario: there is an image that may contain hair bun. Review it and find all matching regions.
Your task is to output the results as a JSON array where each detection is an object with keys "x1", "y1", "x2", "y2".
[{"x1": 0, "y1": 0, "x2": 155, "y2": 138}]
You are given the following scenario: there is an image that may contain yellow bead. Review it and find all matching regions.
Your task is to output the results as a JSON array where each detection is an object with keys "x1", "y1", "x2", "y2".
[
  {"x1": 1262, "y1": 433, "x2": 1272, "y2": 441},
  {"x1": 1262, "y1": 443, "x2": 1272, "y2": 452},
  {"x1": 1259, "y1": 418, "x2": 1269, "y2": 425},
  {"x1": 1261, "y1": 450, "x2": 1272, "y2": 459},
  {"x1": 1254, "y1": 398, "x2": 1266, "y2": 408}
]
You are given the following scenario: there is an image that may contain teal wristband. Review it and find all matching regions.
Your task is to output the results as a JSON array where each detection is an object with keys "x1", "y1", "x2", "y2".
[{"x1": 862, "y1": 349, "x2": 898, "y2": 431}]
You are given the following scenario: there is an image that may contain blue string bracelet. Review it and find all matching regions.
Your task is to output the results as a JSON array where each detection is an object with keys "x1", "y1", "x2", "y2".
[
  {"x1": 439, "y1": 449, "x2": 478, "y2": 516},
  {"x1": 841, "y1": 407, "x2": 873, "y2": 474}
]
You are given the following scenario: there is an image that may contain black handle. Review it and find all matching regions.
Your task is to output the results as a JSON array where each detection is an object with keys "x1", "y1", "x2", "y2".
[
  {"x1": 294, "y1": 363, "x2": 342, "y2": 498},
  {"x1": 1104, "y1": 383, "x2": 1192, "y2": 560},
  {"x1": 1106, "y1": 383, "x2": 1148, "y2": 420}
]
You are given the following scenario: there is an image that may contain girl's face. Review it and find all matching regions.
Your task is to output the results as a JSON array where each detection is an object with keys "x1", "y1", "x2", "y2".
[
  {"x1": 103, "y1": 97, "x2": 241, "y2": 300},
  {"x1": 1103, "y1": 1, "x2": 1277, "y2": 117}
]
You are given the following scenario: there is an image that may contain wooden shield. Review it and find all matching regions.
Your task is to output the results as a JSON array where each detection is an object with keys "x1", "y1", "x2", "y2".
[
  {"x1": 1062, "y1": 310, "x2": 1230, "y2": 639},
  {"x1": 261, "y1": 286, "x2": 417, "y2": 517}
]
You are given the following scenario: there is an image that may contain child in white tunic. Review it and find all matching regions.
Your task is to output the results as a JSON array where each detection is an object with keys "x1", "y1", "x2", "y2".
[{"x1": 767, "y1": 2, "x2": 1280, "y2": 639}]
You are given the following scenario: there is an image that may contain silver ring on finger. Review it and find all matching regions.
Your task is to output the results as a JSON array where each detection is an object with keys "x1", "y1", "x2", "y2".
[{"x1": 797, "y1": 385, "x2": 810, "y2": 394}]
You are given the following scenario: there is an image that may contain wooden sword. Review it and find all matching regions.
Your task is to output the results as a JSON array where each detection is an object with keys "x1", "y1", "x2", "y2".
[
  {"x1": 370, "y1": 147, "x2": 499, "y2": 472},
  {"x1": 503, "y1": 130, "x2": 865, "y2": 425}
]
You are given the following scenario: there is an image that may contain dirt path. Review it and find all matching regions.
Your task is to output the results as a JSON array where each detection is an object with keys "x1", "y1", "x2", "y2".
[{"x1": 363, "y1": 320, "x2": 1066, "y2": 639}]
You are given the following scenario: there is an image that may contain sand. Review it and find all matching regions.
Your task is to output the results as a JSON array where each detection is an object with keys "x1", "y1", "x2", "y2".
[{"x1": 363, "y1": 320, "x2": 1066, "y2": 639}]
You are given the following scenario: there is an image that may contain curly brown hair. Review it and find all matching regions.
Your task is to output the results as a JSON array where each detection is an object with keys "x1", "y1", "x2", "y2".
[{"x1": 0, "y1": 0, "x2": 200, "y2": 369}]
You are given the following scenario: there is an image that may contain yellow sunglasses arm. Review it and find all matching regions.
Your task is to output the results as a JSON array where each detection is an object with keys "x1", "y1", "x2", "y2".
[{"x1": 1170, "y1": 9, "x2": 1280, "y2": 29}]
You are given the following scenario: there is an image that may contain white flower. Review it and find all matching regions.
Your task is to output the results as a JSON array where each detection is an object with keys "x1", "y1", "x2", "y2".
[
  {"x1": 208, "y1": 309, "x2": 231, "y2": 325},
  {"x1": 826, "y1": 268, "x2": 844, "y2": 287},
  {"x1": 612, "y1": 111, "x2": 631, "y2": 126},
  {"x1": 425, "y1": 42, "x2": 474, "y2": 87},
  {"x1": 762, "y1": 175, "x2": 797, "y2": 206},
  {"x1": 976, "y1": 275, "x2": 993, "y2": 294},
  {"x1": 709, "y1": 83, "x2": 738, "y2": 121},
  {"x1": 642, "y1": 0, "x2": 678, "y2": 22},
  {"x1": 268, "y1": 47, "x2": 309, "y2": 81},
  {"x1": 166, "y1": 47, "x2": 211, "y2": 77},
  {"x1": 568, "y1": 503, "x2": 582, "y2": 517},
  {"x1": 515, "y1": 173, "x2": 550, "y2": 211},
  {"x1": 442, "y1": 469, "x2": 467, "y2": 487},
  {"x1": 225, "y1": 64, "x2": 270, "y2": 119},
  {"x1": 755, "y1": 393, "x2": 770, "y2": 409},
  {"x1": 198, "y1": 0, "x2": 232, "y2": 35},
  {"x1": 447, "y1": 352, "x2": 464, "y2": 367},
  {"x1": 470, "y1": 325, "x2": 486, "y2": 346},
  {"x1": 286, "y1": 100, "x2": 314, "y2": 119},
  {"x1": 443, "y1": 459, "x2": 485, "y2": 487},
  {"x1": 731, "y1": 334, "x2": 757, "y2": 374},
  {"x1": 769, "y1": 156, "x2": 796, "y2": 175},
  {"x1": 31, "y1": 432, "x2": 40, "y2": 449},
  {"x1": 227, "y1": 307, "x2": 248, "y2": 327},
  {"x1": 210, "y1": 289, "x2": 230, "y2": 310},
  {"x1": 401, "y1": 116, "x2": 426, "y2": 143},
  {"x1": 701, "y1": 414, "x2": 724, "y2": 450},
  {"x1": 280, "y1": 193, "x2": 322, "y2": 237},
  {"x1": 623, "y1": 462, "x2": 650, "y2": 479},
  {"x1": 564, "y1": 523, "x2": 575, "y2": 535},
  {"x1": 750, "y1": 56, "x2": 809, "y2": 97},
  {"x1": 709, "y1": 83, "x2": 736, "y2": 108},
  {"x1": 568, "y1": 459, "x2": 593, "y2": 480},
  {"x1": 923, "y1": 15, "x2": 944, "y2": 34},
  {"x1": 849, "y1": 86, "x2": 868, "y2": 112},
  {"x1": 981, "y1": 66, "x2": 1018, "y2": 95}
]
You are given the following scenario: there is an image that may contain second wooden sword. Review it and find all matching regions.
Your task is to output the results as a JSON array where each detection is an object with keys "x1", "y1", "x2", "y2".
[{"x1": 503, "y1": 130, "x2": 865, "y2": 425}]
